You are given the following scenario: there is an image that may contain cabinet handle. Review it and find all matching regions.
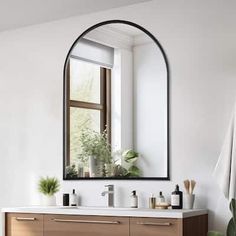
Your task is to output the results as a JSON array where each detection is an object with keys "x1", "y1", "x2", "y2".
[
  {"x1": 15, "y1": 217, "x2": 36, "y2": 221},
  {"x1": 53, "y1": 218, "x2": 120, "y2": 225},
  {"x1": 137, "y1": 222, "x2": 172, "y2": 226}
]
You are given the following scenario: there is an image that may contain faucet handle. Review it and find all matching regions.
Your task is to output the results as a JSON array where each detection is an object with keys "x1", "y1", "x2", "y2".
[{"x1": 105, "y1": 184, "x2": 114, "y2": 190}]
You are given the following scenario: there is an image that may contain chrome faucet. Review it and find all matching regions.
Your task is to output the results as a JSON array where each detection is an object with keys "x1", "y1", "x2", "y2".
[{"x1": 101, "y1": 184, "x2": 114, "y2": 207}]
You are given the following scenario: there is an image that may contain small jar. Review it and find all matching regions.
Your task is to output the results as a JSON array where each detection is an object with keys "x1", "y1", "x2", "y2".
[{"x1": 149, "y1": 194, "x2": 156, "y2": 209}]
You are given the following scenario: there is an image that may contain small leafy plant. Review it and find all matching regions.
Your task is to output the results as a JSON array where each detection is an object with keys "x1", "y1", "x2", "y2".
[
  {"x1": 65, "y1": 164, "x2": 78, "y2": 178},
  {"x1": 208, "y1": 198, "x2": 236, "y2": 236},
  {"x1": 227, "y1": 199, "x2": 236, "y2": 236},
  {"x1": 122, "y1": 149, "x2": 141, "y2": 177},
  {"x1": 38, "y1": 177, "x2": 60, "y2": 196},
  {"x1": 79, "y1": 129, "x2": 112, "y2": 164},
  {"x1": 122, "y1": 149, "x2": 139, "y2": 163}
]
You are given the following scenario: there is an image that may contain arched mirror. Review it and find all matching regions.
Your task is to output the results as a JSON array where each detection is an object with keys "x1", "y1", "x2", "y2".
[{"x1": 63, "y1": 20, "x2": 169, "y2": 180}]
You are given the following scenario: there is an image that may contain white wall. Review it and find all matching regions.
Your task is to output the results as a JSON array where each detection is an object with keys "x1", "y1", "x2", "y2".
[{"x1": 0, "y1": 0, "x2": 236, "y2": 234}]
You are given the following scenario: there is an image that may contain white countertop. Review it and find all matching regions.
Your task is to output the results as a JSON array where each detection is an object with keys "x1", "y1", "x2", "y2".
[{"x1": 1, "y1": 206, "x2": 207, "y2": 219}]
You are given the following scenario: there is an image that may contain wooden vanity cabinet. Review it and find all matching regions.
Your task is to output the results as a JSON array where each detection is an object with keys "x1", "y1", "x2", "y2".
[
  {"x1": 130, "y1": 217, "x2": 182, "y2": 236},
  {"x1": 5, "y1": 213, "x2": 207, "y2": 236},
  {"x1": 130, "y1": 215, "x2": 208, "y2": 236},
  {"x1": 6, "y1": 213, "x2": 43, "y2": 236},
  {"x1": 44, "y1": 214, "x2": 129, "y2": 236}
]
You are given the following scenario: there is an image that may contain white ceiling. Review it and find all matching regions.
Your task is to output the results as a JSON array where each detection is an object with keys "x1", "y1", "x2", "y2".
[{"x1": 0, "y1": 0, "x2": 151, "y2": 32}]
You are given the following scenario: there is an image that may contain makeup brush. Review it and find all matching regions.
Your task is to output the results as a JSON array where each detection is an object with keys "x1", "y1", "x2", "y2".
[
  {"x1": 183, "y1": 179, "x2": 190, "y2": 194},
  {"x1": 190, "y1": 180, "x2": 196, "y2": 194}
]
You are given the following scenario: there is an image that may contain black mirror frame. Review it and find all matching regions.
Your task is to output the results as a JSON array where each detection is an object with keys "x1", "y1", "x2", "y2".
[{"x1": 63, "y1": 20, "x2": 170, "y2": 181}]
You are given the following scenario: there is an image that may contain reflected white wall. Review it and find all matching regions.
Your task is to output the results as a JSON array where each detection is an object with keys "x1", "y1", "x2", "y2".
[
  {"x1": 111, "y1": 49, "x2": 133, "y2": 152},
  {"x1": 133, "y1": 42, "x2": 167, "y2": 177}
]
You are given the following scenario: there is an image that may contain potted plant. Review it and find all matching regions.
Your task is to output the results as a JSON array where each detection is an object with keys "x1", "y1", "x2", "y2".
[
  {"x1": 38, "y1": 176, "x2": 60, "y2": 206},
  {"x1": 122, "y1": 149, "x2": 141, "y2": 177},
  {"x1": 65, "y1": 164, "x2": 78, "y2": 178},
  {"x1": 79, "y1": 129, "x2": 112, "y2": 177},
  {"x1": 208, "y1": 198, "x2": 236, "y2": 236}
]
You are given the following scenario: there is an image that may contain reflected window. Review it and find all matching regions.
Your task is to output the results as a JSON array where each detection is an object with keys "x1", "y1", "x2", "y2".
[{"x1": 67, "y1": 58, "x2": 111, "y2": 165}]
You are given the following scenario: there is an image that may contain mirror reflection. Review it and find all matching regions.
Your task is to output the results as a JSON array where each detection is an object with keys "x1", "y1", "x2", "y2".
[{"x1": 64, "y1": 21, "x2": 169, "y2": 179}]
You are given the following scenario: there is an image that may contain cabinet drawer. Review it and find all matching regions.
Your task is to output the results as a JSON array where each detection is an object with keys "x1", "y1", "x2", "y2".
[
  {"x1": 44, "y1": 214, "x2": 129, "y2": 236},
  {"x1": 6, "y1": 213, "x2": 43, "y2": 236},
  {"x1": 130, "y1": 217, "x2": 182, "y2": 236}
]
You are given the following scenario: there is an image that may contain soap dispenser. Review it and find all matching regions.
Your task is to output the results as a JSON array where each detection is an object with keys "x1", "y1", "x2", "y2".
[
  {"x1": 171, "y1": 185, "x2": 183, "y2": 209},
  {"x1": 130, "y1": 190, "x2": 138, "y2": 208},
  {"x1": 70, "y1": 189, "x2": 78, "y2": 206}
]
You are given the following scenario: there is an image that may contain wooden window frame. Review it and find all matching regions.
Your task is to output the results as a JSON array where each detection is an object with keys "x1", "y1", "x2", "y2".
[{"x1": 66, "y1": 58, "x2": 111, "y2": 166}]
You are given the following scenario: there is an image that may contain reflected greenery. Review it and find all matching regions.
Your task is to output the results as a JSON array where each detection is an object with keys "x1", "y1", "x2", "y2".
[{"x1": 66, "y1": 129, "x2": 141, "y2": 178}]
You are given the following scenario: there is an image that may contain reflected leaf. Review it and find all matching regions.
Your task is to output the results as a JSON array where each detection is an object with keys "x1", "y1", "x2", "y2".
[
  {"x1": 122, "y1": 149, "x2": 139, "y2": 163},
  {"x1": 127, "y1": 166, "x2": 141, "y2": 177}
]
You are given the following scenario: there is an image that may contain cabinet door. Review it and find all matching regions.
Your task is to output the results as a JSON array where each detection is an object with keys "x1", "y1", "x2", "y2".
[
  {"x1": 6, "y1": 213, "x2": 43, "y2": 236},
  {"x1": 130, "y1": 217, "x2": 182, "y2": 236},
  {"x1": 44, "y1": 214, "x2": 129, "y2": 236}
]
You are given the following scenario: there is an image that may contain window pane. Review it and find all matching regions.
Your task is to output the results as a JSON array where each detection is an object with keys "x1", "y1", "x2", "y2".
[
  {"x1": 70, "y1": 58, "x2": 100, "y2": 103},
  {"x1": 70, "y1": 107, "x2": 100, "y2": 164}
]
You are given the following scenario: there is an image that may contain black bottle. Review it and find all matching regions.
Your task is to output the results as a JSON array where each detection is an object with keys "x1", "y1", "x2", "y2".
[
  {"x1": 63, "y1": 193, "x2": 69, "y2": 206},
  {"x1": 171, "y1": 185, "x2": 183, "y2": 209}
]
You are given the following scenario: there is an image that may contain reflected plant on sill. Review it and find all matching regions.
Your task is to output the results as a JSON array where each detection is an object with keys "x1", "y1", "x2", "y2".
[
  {"x1": 112, "y1": 149, "x2": 141, "y2": 177},
  {"x1": 79, "y1": 128, "x2": 112, "y2": 177},
  {"x1": 122, "y1": 149, "x2": 141, "y2": 177},
  {"x1": 65, "y1": 164, "x2": 78, "y2": 178},
  {"x1": 113, "y1": 164, "x2": 128, "y2": 177},
  {"x1": 79, "y1": 128, "x2": 112, "y2": 163}
]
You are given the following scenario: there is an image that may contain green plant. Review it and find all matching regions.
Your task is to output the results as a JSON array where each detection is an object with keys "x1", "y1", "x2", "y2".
[
  {"x1": 227, "y1": 199, "x2": 236, "y2": 236},
  {"x1": 208, "y1": 231, "x2": 224, "y2": 236},
  {"x1": 65, "y1": 164, "x2": 78, "y2": 178},
  {"x1": 208, "y1": 198, "x2": 236, "y2": 236},
  {"x1": 122, "y1": 149, "x2": 139, "y2": 163},
  {"x1": 122, "y1": 149, "x2": 141, "y2": 177},
  {"x1": 79, "y1": 129, "x2": 112, "y2": 164},
  {"x1": 127, "y1": 166, "x2": 141, "y2": 177},
  {"x1": 38, "y1": 177, "x2": 60, "y2": 196},
  {"x1": 113, "y1": 164, "x2": 128, "y2": 177}
]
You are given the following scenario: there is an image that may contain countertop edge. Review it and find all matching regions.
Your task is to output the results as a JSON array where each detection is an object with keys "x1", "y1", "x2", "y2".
[{"x1": 1, "y1": 207, "x2": 208, "y2": 219}]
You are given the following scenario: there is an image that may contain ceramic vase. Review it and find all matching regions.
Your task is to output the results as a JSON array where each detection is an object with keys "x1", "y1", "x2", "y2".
[{"x1": 41, "y1": 195, "x2": 56, "y2": 206}]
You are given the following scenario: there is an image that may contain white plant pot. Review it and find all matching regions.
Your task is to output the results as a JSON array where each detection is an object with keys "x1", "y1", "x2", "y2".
[{"x1": 41, "y1": 195, "x2": 56, "y2": 206}]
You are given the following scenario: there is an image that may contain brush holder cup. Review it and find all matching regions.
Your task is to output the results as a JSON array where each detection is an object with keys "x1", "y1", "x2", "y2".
[{"x1": 184, "y1": 194, "x2": 195, "y2": 209}]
